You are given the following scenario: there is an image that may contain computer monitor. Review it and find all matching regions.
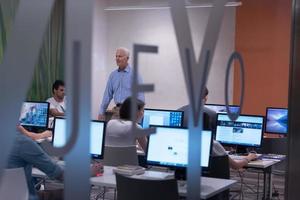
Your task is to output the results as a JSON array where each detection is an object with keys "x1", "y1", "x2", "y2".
[
  {"x1": 265, "y1": 107, "x2": 288, "y2": 135},
  {"x1": 19, "y1": 101, "x2": 49, "y2": 129},
  {"x1": 141, "y1": 108, "x2": 184, "y2": 128},
  {"x1": 215, "y1": 114, "x2": 264, "y2": 153},
  {"x1": 205, "y1": 104, "x2": 240, "y2": 114},
  {"x1": 146, "y1": 126, "x2": 212, "y2": 168},
  {"x1": 52, "y1": 117, "x2": 106, "y2": 159}
]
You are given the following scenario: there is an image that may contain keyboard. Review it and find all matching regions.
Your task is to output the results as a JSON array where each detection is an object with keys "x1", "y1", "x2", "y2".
[
  {"x1": 262, "y1": 154, "x2": 286, "y2": 160},
  {"x1": 230, "y1": 154, "x2": 262, "y2": 160}
]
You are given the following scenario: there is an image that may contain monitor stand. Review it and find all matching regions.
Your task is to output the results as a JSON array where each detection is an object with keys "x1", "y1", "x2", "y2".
[{"x1": 236, "y1": 145, "x2": 248, "y2": 155}]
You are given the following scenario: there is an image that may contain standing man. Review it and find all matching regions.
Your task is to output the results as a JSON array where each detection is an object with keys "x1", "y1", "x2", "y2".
[
  {"x1": 98, "y1": 47, "x2": 145, "y2": 120},
  {"x1": 47, "y1": 80, "x2": 66, "y2": 117}
]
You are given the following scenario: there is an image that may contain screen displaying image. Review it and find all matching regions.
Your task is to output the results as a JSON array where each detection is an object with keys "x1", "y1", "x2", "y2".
[
  {"x1": 142, "y1": 109, "x2": 183, "y2": 128},
  {"x1": 52, "y1": 118, "x2": 106, "y2": 159},
  {"x1": 146, "y1": 126, "x2": 212, "y2": 168},
  {"x1": 215, "y1": 114, "x2": 264, "y2": 147},
  {"x1": 265, "y1": 108, "x2": 288, "y2": 134},
  {"x1": 205, "y1": 104, "x2": 240, "y2": 114},
  {"x1": 19, "y1": 101, "x2": 49, "y2": 128}
]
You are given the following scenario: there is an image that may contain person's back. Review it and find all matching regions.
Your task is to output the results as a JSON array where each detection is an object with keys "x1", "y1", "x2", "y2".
[{"x1": 105, "y1": 119, "x2": 139, "y2": 146}]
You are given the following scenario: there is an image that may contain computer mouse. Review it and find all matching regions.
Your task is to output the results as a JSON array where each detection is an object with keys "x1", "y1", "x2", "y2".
[{"x1": 249, "y1": 150, "x2": 257, "y2": 154}]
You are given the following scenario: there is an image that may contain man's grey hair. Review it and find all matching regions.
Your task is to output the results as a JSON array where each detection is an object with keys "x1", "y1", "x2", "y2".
[{"x1": 116, "y1": 47, "x2": 130, "y2": 57}]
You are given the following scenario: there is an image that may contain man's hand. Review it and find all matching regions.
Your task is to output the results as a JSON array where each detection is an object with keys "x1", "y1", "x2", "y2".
[{"x1": 91, "y1": 163, "x2": 104, "y2": 177}]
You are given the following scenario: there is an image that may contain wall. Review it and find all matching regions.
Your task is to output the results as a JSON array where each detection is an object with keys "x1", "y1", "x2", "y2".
[
  {"x1": 92, "y1": 1, "x2": 237, "y2": 118},
  {"x1": 234, "y1": 0, "x2": 291, "y2": 115},
  {"x1": 91, "y1": 0, "x2": 107, "y2": 118}
]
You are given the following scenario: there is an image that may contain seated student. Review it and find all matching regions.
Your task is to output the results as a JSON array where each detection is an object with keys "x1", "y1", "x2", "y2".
[
  {"x1": 105, "y1": 97, "x2": 147, "y2": 151},
  {"x1": 179, "y1": 87, "x2": 257, "y2": 169},
  {"x1": 17, "y1": 125, "x2": 52, "y2": 141},
  {"x1": 7, "y1": 132, "x2": 63, "y2": 200},
  {"x1": 46, "y1": 80, "x2": 66, "y2": 117},
  {"x1": 7, "y1": 131, "x2": 102, "y2": 200}
]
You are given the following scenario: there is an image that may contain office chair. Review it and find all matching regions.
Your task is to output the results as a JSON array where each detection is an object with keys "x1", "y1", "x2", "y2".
[
  {"x1": 96, "y1": 145, "x2": 138, "y2": 200},
  {"x1": 202, "y1": 155, "x2": 230, "y2": 200},
  {"x1": 115, "y1": 173, "x2": 179, "y2": 200},
  {"x1": 0, "y1": 168, "x2": 28, "y2": 200},
  {"x1": 203, "y1": 155, "x2": 230, "y2": 179},
  {"x1": 102, "y1": 145, "x2": 139, "y2": 166}
]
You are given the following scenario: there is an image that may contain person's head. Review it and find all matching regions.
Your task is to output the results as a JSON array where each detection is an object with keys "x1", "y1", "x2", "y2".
[
  {"x1": 52, "y1": 80, "x2": 65, "y2": 101},
  {"x1": 202, "y1": 87, "x2": 209, "y2": 103},
  {"x1": 119, "y1": 97, "x2": 145, "y2": 122},
  {"x1": 115, "y1": 47, "x2": 129, "y2": 70}
]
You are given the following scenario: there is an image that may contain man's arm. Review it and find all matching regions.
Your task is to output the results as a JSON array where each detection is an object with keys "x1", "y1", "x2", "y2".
[
  {"x1": 20, "y1": 136, "x2": 63, "y2": 180},
  {"x1": 49, "y1": 108, "x2": 65, "y2": 117},
  {"x1": 137, "y1": 73, "x2": 145, "y2": 102},
  {"x1": 17, "y1": 125, "x2": 52, "y2": 140},
  {"x1": 98, "y1": 74, "x2": 114, "y2": 119},
  {"x1": 229, "y1": 153, "x2": 257, "y2": 170}
]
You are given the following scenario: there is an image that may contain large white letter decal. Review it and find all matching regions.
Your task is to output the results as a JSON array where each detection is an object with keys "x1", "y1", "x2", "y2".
[{"x1": 169, "y1": 0, "x2": 228, "y2": 199}]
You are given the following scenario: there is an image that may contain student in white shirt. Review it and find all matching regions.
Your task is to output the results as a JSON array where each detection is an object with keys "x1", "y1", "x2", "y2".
[
  {"x1": 105, "y1": 97, "x2": 147, "y2": 151},
  {"x1": 46, "y1": 80, "x2": 66, "y2": 117}
]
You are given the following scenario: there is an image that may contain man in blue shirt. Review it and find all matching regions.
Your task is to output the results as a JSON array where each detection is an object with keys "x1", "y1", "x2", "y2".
[
  {"x1": 7, "y1": 130, "x2": 103, "y2": 199},
  {"x1": 7, "y1": 132, "x2": 63, "y2": 200},
  {"x1": 98, "y1": 47, "x2": 145, "y2": 120}
]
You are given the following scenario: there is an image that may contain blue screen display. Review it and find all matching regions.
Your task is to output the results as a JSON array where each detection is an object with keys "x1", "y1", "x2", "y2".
[
  {"x1": 141, "y1": 109, "x2": 183, "y2": 128},
  {"x1": 216, "y1": 114, "x2": 264, "y2": 147},
  {"x1": 265, "y1": 108, "x2": 288, "y2": 134},
  {"x1": 19, "y1": 102, "x2": 49, "y2": 128}
]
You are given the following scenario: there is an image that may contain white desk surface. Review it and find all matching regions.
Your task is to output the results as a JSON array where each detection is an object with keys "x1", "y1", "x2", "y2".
[
  {"x1": 230, "y1": 155, "x2": 282, "y2": 169},
  {"x1": 90, "y1": 166, "x2": 236, "y2": 199},
  {"x1": 33, "y1": 166, "x2": 236, "y2": 199}
]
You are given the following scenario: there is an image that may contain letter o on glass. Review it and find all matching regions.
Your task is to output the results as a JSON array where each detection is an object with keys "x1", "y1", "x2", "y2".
[{"x1": 225, "y1": 52, "x2": 245, "y2": 121}]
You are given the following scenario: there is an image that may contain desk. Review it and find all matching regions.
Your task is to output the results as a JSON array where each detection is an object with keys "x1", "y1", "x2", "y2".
[
  {"x1": 33, "y1": 166, "x2": 236, "y2": 199},
  {"x1": 90, "y1": 166, "x2": 236, "y2": 199},
  {"x1": 230, "y1": 155, "x2": 283, "y2": 200}
]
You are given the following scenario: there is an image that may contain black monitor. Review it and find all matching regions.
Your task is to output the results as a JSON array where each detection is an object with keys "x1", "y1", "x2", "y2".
[
  {"x1": 205, "y1": 103, "x2": 240, "y2": 114},
  {"x1": 265, "y1": 107, "x2": 288, "y2": 135},
  {"x1": 19, "y1": 101, "x2": 50, "y2": 130},
  {"x1": 141, "y1": 108, "x2": 184, "y2": 128},
  {"x1": 146, "y1": 126, "x2": 212, "y2": 169},
  {"x1": 215, "y1": 113, "x2": 264, "y2": 153},
  {"x1": 52, "y1": 117, "x2": 106, "y2": 159}
]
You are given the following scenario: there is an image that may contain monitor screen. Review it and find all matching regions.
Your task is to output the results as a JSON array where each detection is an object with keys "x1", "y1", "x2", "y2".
[
  {"x1": 52, "y1": 118, "x2": 106, "y2": 159},
  {"x1": 146, "y1": 126, "x2": 212, "y2": 168},
  {"x1": 205, "y1": 104, "x2": 240, "y2": 114},
  {"x1": 265, "y1": 107, "x2": 288, "y2": 134},
  {"x1": 19, "y1": 101, "x2": 49, "y2": 129},
  {"x1": 215, "y1": 114, "x2": 264, "y2": 147},
  {"x1": 141, "y1": 109, "x2": 184, "y2": 128}
]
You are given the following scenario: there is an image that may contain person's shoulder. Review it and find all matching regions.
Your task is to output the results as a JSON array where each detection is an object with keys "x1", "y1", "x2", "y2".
[
  {"x1": 177, "y1": 104, "x2": 189, "y2": 111},
  {"x1": 46, "y1": 97, "x2": 54, "y2": 102},
  {"x1": 203, "y1": 106, "x2": 217, "y2": 115}
]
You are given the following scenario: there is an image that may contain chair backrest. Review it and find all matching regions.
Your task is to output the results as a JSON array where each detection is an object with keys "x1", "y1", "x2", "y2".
[
  {"x1": 102, "y1": 145, "x2": 138, "y2": 166},
  {"x1": 0, "y1": 168, "x2": 29, "y2": 200},
  {"x1": 116, "y1": 173, "x2": 179, "y2": 200},
  {"x1": 202, "y1": 155, "x2": 230, "y2": 179}
]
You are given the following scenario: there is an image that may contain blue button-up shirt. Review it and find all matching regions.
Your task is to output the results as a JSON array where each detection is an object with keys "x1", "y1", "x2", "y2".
[
  {"x1": 99, "y1": 65, "x2": 145, "y2": 115},
  {"x1": 7, "y1": 133, "x2": 63, "y2": 199}
]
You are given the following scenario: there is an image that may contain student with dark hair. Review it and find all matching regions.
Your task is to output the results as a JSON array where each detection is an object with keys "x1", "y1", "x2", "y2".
[
  {"x1": 178, "y1": 87, "x2": 257, "y2": 169},
  {"x1": 105, "y1": 97, "x2": 147, "y2": 150},
  {"x1": 46, "y1": 80, "x2": 66, "y2": 117}
]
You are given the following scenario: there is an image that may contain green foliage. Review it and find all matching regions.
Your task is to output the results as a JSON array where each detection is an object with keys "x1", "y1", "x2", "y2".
[{"x1": 0, "y1": 0, "x2": 64, "y2": 101}]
